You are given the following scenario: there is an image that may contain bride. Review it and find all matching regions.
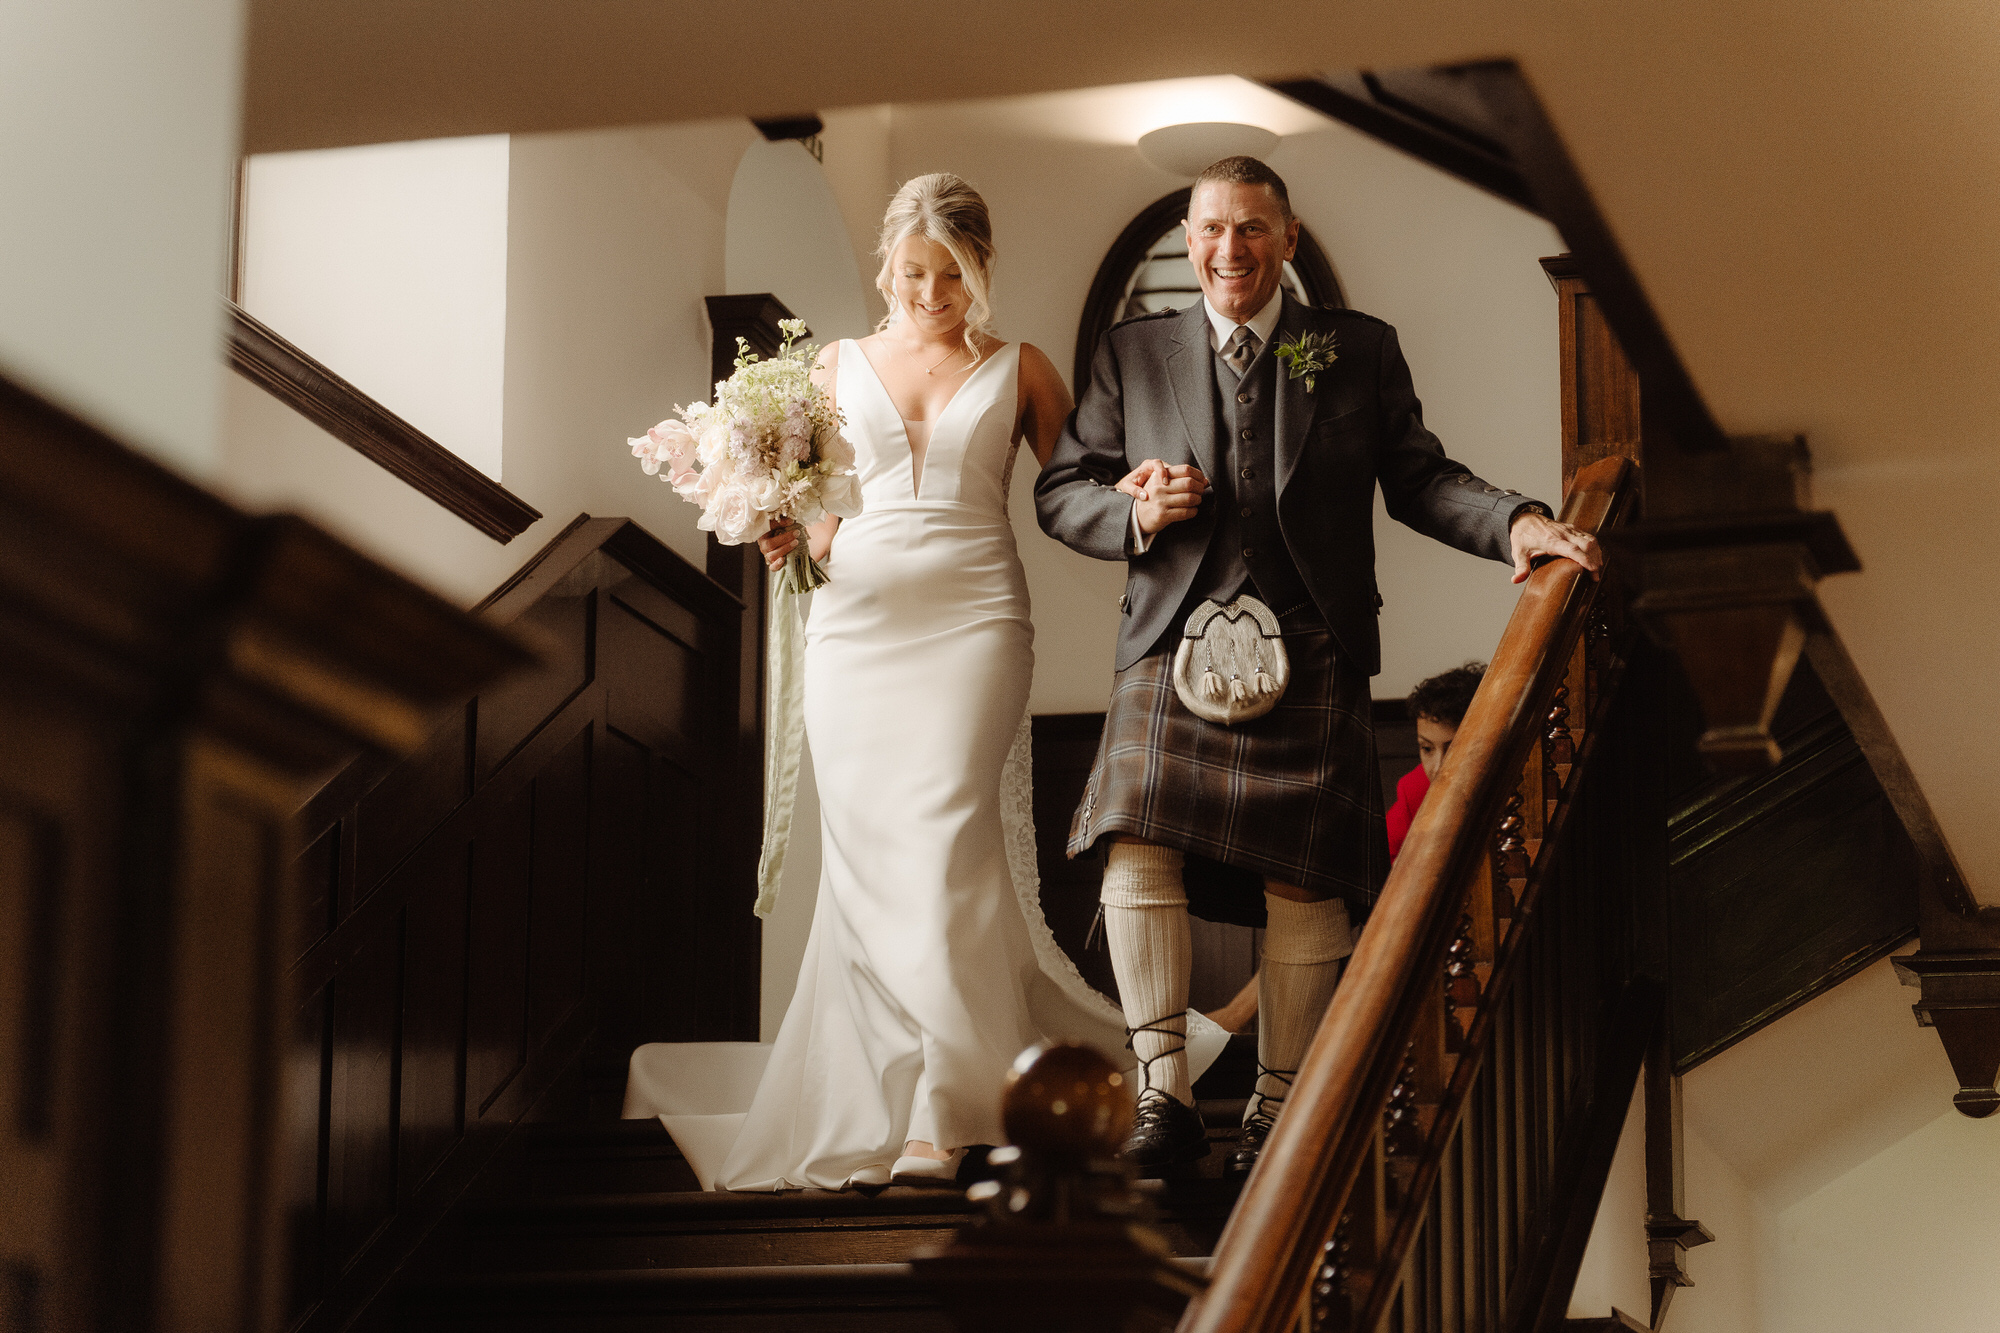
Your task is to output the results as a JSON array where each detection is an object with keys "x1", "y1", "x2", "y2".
[{"x1": 714, "y1": 174, "x2": 1187, "y2": 1191}]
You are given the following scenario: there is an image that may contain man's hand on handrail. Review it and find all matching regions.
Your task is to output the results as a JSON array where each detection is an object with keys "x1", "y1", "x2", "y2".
[{"x1": 1508, "y1": 511, "x2": 1604, "y2": 585}]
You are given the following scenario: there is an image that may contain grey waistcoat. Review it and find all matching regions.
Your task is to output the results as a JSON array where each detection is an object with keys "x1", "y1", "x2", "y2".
[{"x1": 1183, "y1": 342, "x2": 1313, "y2": 620}]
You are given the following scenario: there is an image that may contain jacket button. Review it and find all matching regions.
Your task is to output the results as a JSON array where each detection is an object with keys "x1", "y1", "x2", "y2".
[
  {"x1": 1243, "y1": 547, "x2": 1256, "y2": 560},
  {"x1": 1241, "y1": 467, "x2": 1255, "y2": 479},
  {"x1": 1240, "y1": 506, "x2": 1253, "y2": 518},
  {"x1": 1237, "y1": 393, "x2": 1251, "y2": 404},
  {"x1": 1240, "y1": 427, "x2": 1254, "y2": 439}
]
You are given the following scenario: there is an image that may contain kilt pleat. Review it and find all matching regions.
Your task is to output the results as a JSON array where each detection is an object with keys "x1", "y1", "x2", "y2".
[{"x1": 1067, "y1": 626, "x2": 1388, "y2": 925}]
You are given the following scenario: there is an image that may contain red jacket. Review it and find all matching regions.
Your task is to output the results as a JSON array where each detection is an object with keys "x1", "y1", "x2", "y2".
[{"x1": 1385, "y1": 762, "x2": 1430, "y2": 860}]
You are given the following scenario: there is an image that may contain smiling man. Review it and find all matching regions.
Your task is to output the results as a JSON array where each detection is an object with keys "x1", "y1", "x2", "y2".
[{"x1": 1036, "y1": 156, "x2": 1601, "y2": 1176}]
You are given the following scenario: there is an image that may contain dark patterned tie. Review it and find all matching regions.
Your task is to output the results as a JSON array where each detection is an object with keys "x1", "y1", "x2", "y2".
[{"x1": 1224, "y1": 325, "x2": 1257, "y2": 378}]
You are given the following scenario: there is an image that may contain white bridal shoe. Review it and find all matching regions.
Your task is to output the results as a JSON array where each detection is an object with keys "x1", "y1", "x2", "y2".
[{"x1": 889, "y1": 1147, "x2": 967, "y2": 1185}]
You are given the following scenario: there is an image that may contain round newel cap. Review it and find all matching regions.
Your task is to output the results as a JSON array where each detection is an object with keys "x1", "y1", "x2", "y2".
[{"x1": 1000, "y1": 1042, "x2": 1132, "y2": 1160}]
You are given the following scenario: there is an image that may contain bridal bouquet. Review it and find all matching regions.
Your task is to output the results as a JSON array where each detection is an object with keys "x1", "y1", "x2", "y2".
[{"x1": 628, "y1": 319, "x2": 861, "y2": 594}]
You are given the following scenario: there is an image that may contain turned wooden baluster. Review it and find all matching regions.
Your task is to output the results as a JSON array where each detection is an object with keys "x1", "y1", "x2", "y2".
[
  {"x1": 1381, "y1": 1043, "x2": 1424, "y2": 1183},
  {"x1": 1493, "y1": 786, "x2": 1529, "y2": 917},
  {"x1": 1518, "y1": 734, "x2": 1546, "y2": 868},
  {"x1": 1444, "y1": 915, "x2": 1480, "y2": 1055},
  {"x1": 1310, "y1": 1214, "x2": 1355, "y2": 1333}
]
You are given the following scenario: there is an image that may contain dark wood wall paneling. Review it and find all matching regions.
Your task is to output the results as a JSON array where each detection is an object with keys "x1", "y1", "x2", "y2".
[
  {"x1": 0, "y1": 372, "x2": 529, "y2": 1333},
  {"x1": 1654, "y1": 652, "x2": 1917, "y2": 1070},
  {"x1": 282, "y1": 515, "x2": 758, "y2": 1333},
  {"x1": 226, "y1": 301, "x2": 542, "y2": 543}
]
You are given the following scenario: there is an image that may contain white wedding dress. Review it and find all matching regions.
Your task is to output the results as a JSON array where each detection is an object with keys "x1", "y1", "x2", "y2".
[{"x1": 625, "y1": 339, "x2": 1223, "y2": 1191}]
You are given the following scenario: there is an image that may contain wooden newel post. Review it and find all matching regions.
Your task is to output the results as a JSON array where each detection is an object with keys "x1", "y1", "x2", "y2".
[
  {"x1": 1541, "y1": 253, "x2": 1858, "y2": 775},
  {"x1": 912, "y1": 1044, "x2": 1204, "y2": 1332}
]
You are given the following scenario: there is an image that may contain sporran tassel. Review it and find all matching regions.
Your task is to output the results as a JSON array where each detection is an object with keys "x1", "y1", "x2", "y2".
[
  {"x1": 1201, "y1": 670, "x2": 1225, "y2": 702},
  {"x1": 1230, "y1": 677, "x2": 1250, "y2": 703},
  {"x1": 1255, "y1": 670, "x2": 1278, "y2": 696}
]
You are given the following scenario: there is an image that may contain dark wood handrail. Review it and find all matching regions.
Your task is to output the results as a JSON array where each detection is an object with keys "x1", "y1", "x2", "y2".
[
  {"x1": 225, "y1": 300, "x2": 542, "y2": 542},
  {"x1": 1184, "y1": 454, "x2": 1638, "y2": 1333}
]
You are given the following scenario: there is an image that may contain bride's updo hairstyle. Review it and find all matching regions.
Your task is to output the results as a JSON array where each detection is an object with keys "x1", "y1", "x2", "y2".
[{"x1": 875, "y1": 172, "x2": 996, "y2": 361}]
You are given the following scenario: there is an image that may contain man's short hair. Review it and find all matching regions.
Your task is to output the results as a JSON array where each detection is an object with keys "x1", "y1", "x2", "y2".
[
  {"x1": 1409, "y1": 662, "x2": 1487, "y2": 728},
  {"x1": 1189, "y1": 156, "x2": 1293, "y2": 220}
]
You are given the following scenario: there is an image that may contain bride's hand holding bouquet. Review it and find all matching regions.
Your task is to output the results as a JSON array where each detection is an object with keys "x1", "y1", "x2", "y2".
[{"x1": 628, "y1": 319, "x2": 861, "y2": 595}]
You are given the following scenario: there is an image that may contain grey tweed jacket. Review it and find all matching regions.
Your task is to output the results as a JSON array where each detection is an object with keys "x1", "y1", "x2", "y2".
[{"x1": 1035, "y1": 294, "x2": 1543, "y2": 676}]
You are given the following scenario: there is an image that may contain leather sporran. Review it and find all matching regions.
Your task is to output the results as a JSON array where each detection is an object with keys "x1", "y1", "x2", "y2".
[{"x1": 1172, "y1": 596, "x2": 1290, "y2": 725}]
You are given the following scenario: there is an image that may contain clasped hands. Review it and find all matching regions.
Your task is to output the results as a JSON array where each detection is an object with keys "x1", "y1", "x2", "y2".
[
  {"x1": 1116, "y1": 458, "x2": 1208, "y2": 536},
  {"x1": 1116, "y1": 458, "x2": 1605, "y2": 582}
]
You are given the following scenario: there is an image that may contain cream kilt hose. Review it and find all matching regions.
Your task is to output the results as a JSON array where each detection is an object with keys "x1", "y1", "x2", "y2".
[{"x1": 1067, "y1": 618, "x2": 1389, "y2": 929}]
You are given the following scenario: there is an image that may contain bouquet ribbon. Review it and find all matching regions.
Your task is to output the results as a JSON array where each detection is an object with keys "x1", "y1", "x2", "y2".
[{"x1": 754, "y1": 581, "x2": 808, "y2": 918}]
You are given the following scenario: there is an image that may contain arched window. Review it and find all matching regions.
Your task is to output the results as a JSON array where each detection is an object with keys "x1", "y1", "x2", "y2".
[{"x1": 1072, "y1": 188, "x2": 1345, "y2": 391}]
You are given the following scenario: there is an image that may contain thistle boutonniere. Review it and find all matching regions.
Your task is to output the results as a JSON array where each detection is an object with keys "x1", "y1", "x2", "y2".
[{"x1": 1273, "y1": 330, "x2": 1339, "y2": 393}]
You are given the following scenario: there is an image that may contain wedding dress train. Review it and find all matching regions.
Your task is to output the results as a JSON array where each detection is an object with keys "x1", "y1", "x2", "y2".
[{"x1": 627, "y1": 340, "x2": 1222, "y2": 1191}]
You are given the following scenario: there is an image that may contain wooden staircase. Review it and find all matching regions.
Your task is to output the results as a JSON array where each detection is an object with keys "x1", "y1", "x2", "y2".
[{"x1": 388, "y1": 1103, "x2": 1252, "y2": 1330}]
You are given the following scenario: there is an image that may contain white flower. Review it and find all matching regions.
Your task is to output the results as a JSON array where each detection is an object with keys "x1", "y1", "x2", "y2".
[
  {"x1": 749, "y1": 473, "x2": 784, "y2": 514},
  {"x1": 818, "y1": 428, "x2": 856, "y2": 472},
  {"x1": 648, "y1": 419, "x2": 697, "y2": 461},
  {"x1": 628, "y1": 435, "x2": 664, "y2": 475},
  {"x1": 668, "y1": 459, "x2": 708, "y2": 498},
  {"x1": 820, "y1": 469, "x2": 864, "y2": 520},
  {"x1": 700, "y1": 481, "x2": 772, "y2": 545}
]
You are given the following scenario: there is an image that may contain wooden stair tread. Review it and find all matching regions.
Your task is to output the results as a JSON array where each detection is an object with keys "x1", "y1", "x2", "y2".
[
  {"x1": 461, "y1": 1174, "x2": 1242, "y2": 1224},
  {"x1": 429, "y1": 1178, "x2": 1240, "y2": 1274},
  {"x1": 397, "y1": 1259, "x2": 1213, "y2": 1332}
]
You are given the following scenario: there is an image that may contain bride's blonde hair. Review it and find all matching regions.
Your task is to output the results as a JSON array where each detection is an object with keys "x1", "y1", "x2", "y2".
[{"x1": 875, "y1": 173, "x2": 995, "y2": 361}]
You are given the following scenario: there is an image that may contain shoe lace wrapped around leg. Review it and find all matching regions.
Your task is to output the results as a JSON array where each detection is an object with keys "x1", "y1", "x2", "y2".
[
  {"x1": 1242, "y1": 1063, "x2": 1297, "y2": 1138},
  {"x1": 1125, "y1": 1011, "x2": 1188, "y2": 1104}
]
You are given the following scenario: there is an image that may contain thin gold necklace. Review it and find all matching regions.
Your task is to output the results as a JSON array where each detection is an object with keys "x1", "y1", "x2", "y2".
[{"x1": 914, "y1": 340, "x2": 965, "y2": 376}]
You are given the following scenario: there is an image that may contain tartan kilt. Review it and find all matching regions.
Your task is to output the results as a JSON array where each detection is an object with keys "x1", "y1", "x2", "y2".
[{"x1": 1067, "y1": 623, "x2": 1388, "y2": 928}]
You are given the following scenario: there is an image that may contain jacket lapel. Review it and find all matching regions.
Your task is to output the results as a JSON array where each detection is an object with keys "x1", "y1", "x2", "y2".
[
  {"x1": 1166, "y1": 302, "x2": 1217, "y2": 479},
  {"x1": 1272, "y1": 293, "x2": 1316, "y2": 493}
]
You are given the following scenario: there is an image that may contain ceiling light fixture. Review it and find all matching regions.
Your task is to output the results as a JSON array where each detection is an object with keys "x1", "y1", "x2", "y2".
[{"x1": 1136, "y1": 121, "x2": 1282, "y2": 178}]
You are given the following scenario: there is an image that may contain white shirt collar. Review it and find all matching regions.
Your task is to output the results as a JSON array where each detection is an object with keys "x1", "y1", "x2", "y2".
[{"x1": 1202, "y1": 288, "x2": 1285, "y2": 355}]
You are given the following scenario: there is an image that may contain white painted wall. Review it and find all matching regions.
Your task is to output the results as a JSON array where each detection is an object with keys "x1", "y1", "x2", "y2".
[
  {"x1": 240, "y1": 137, "x2": 512, "y2": 479},
  {"x1": 816, "y1": 105, "x2": 895, "y2": 330},
  {"x1": 725, "y1": 139, "x2": 872, "y2": 347},
  {"x1": 1569, "y1": 1085, "x2": 1650, "y2": 1322},
  {"x1": 217, "y1": 119, "x2": 756, "y2": 599},
  {"x1": 499, "y1": 119, "x2": 755, "y2": 575},
  {"x1": 1565, "y1": 952, "x2": 2000, "y2": 1333},
  {"x1": 0, "y1": 0, "x2": 244, "y2": 477}
]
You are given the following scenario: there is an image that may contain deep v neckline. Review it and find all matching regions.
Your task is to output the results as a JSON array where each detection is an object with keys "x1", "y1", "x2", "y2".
[{"x1": 849, "y1": 339, "x2": 1009, "y2": 497}]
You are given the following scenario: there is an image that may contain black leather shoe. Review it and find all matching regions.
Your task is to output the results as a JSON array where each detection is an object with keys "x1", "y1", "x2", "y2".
[
  {"x1": 1225, "y1": 1107, "x2": 1275, "y2": 1180},
  {"x1": 1225, "y1": 1067, "x2": 1294, "y2": 1180},
  {"x1": 1121, "y1": 1091, "x2": 1210, "y2": 1171}
]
